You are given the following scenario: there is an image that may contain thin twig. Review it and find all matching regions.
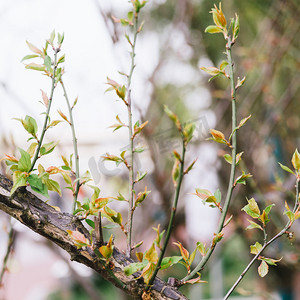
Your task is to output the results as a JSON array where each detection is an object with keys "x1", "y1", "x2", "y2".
[
  {"x1": 224, "y1": 178, "x2": 300, "y2": 299},
  {"x1": 182, "y1": 35, "x2": 237, "y2": 282},
  {"x1": 146, "y1": 139, "x2": 186, "y2": 289},
  {"x1": 60, "y1": 79, "x2": 80, "y2": 213},
  {"x1": 126, "y1": 13, "x2": 139, "y2": 258},
  {"x1": 0, "y1": 221, "x2": 15, "y2": 286},
  {"x1": 29, "y1": 50, "x2": 59, "y2": 172}
]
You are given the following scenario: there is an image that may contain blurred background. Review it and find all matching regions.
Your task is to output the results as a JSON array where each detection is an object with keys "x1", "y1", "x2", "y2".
[{"x1": 1, "y1": 0, "x2": 300, "y2": 299}]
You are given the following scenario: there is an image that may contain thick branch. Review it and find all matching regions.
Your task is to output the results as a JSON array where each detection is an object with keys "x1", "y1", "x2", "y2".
[{"x1": 0, "y1": 174, "x2": 187, "y2": 300}]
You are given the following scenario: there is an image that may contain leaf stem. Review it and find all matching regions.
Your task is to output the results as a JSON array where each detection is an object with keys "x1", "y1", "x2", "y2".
[
  {"x1": 146, "y1": 140, "x2": 186, "y2": 289},
  {"x1": 224, "y1": 178, "x2": 299, "y2": 299},
  {"x1": 126, "y1": 13, "x2": 139, "y2": 258},
  {"x1": 182, "y1": 36, "x2": 237, "y2": 282},
  {"x1": 29, "y1": 51, "x2": 58, "y2": 172},
  {"x1": 60, "y1": 79, "x2": 80, "y2": 213}
]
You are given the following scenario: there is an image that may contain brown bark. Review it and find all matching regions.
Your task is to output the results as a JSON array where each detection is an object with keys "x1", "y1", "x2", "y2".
[{"x1": 0, "y1": 174, "x2": 188, "y2": 300}]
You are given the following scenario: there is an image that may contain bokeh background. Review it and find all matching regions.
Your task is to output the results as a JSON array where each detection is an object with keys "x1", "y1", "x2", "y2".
[{"x1": 1, "y1": 0, "x2": 300, "y2": 299}]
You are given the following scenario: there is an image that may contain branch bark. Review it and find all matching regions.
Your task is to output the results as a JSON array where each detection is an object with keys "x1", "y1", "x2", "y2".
[{"x1": 0, "y1": 174, "x2": 188, "y2": 300}]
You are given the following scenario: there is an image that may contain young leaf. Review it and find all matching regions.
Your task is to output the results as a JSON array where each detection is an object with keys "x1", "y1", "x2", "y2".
[
  {"x1": 44, "y1": 178, "x2": 61, "y2": 196},
  {"x1": 41, "y1": 89, "x2": 49, "y2": 107},
  {"x1": 99, "y1": 234, "x2": 114, "y2": 260},
  {"x1": 40, "y1": 141, "x2": 59, "y2": 156},
  {"x1": 258, "y1": 260, "x2": 268, "y2": 278},
  {"x1": 292, "y1": 149, "x2": 300, "y2": 171},
  {"x1": 184, "y1": 159, "x2": 196, "y2": 174},
  {"x1": 124, "y1": 261, "x2": 147, "y2": 276},
  {"x1": 234, "y1": 171, "x2": 252, "y2": 186},
  {"x1": 18, "y1": 148, "x2": 31, "y2": 172},
  {"x1": 197, "y1": 242, "x2": 208, "y2": 256},
  {"x1": 278, "y1": 163, "x2": 295, "y2": 175},
  {"x1": 246, "y1": 220, "x2": 263, "y2": 231},
  {"x1": 44, "y1": 55, "x2": 51, "y2": 71},
  {"x1": 134, "y1": 187, "x2": 150, "y2": 207},
  {"x1": 184, "y1": 276, "x2": 208, "y2": 285},
  {"x1": 210, "y1": 3, "x2": 227, "y2": 29},
  {"x1": 160, "y1": 256, "x2": 182, "y2": 270},
  {"x1": 21, "y1": 54, "x2": 39, "y2": 62},
  {"x1": 209, "y1": 129, "x2": 229, "y2": 145},
  {"x1": 11, "y1": 171, "x2": 28, "y2": 195},
  {"x1": 85, "y1": 219, "x2": 95, "y2": 229},
  {"x1": 67, "y1": 230, "x2": 90, "y2": 248},
  {"x1": 26, "y1": 41, "x2": 43, "y2": 55},
  {"x1": 28, "y1": 174, "x2": 49, "y2": 198},
  {"x1": 235, "y1": 76, "x2": 246, "y2": 89},
  {"x1": 232, "y1": 13, "x2": 240, "y2": 41},
  {"x1": 242, "y1": 198, "x2": 260, "y2": 219},
  {"x1": 250, "y1": 241, "x2": 262, "y2": 255},
  {"x1": 174, "y1": 241, "x2": 189, "y2": 263},
  {"x1": 164, "y1": 105, "x2": 181, "y2": 131},
  {"x1": 144, "y1": 243, "x2": 158, "y2": 264},
  {"x1": 205, "y1": 25, "x2": 223, "y2": 34},
  {"x1": 238, "y1": 115, "x2": 251, "y2": 129}
]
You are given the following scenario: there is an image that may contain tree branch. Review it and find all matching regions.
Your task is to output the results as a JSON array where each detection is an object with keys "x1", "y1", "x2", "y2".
[{"x1": 0, "y1": 174, "x2": 187, "y2": 300}]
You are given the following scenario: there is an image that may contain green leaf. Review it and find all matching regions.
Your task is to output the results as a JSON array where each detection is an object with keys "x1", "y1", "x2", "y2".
[
  {"x1": 127, "y1": 11, "x2": 133, "y2": 21},
  {"x1": 258, "y1": 260, "x2": 268, "y2": 277},
  {"x1": 200, "y1": 66, "x2": 222, "y2": 77},
  {"x1": 28, "y1": 174, "x2": 49, "y2": 198},
  {"x1": 262, "y1": 257, "x2": 282, "y2": 266},
  {"x1": 219, "y1": 60, "x2": 228, "y2": 71},
  {"x1": 259, "y1": 210, "x2": 269, "y2": 226},
  {"x1": 264, "y1": 204, "x2": 275, "y2": 215},
  {"x1": 197, "y1": 242, "x2": 208, "y2": 256},
  {"x1": 278, "y1": 163, "x2": 295, "y2": 175},
  {"x1": 183, "y1": 123, "x2": 195, "y2": 144},
  {"x1": 57, "y1": 32, "x2": 64, "y2": 45},
  {"x1": 135, "y1": 188, "x2": 151, "y2": 207},
  {"x1": 135, "y1": 171, "x2": 147, "y2": 183},
  {"x1": 40, "y1": 141, "x2": 59, "y2": 156},
  {"x1": 292, "y1": 149, "x2": 300, "y2": 171},
  {"x1": 205, "y1": 25, "x2": 223, "y2": 34},
  {"x1": 223, "y1": 154, "x2": 232, "y2": 164},
  {"x1": 160, "y1": 256, "x2": 182, "y2": 270},
  {"x1": 246, "y1": 220, "x2": 263, "y2": 231},
  {"x1": 18, "y1": 148, "x2": 31, "y2": 172},
  {"x1": 214, "y1": 189, "x2": 222, "y2": 203},
  {"x1": 164, "y1": 105, "x2": 181, "y2": 131},
  {"x1": 44, "y1": 178, "x2": 61, "y2": 196},
  {"x1": 235, "y1": 76, "x2": 246, "y2": 89},
  {"x1": 144, "y1": 243, "x2": 158, "y2": 264},
  {"x1": 57, "y1": 54, "x2": 65, "y2": 64},
  {"x1": 238, "y1": 115, "x2": 251, "y2": 129},
  {"x1": 27, "y1": 142, "x2": 38, "y2": 157},
  {"x1": 209, "y1": 129, "x2": 228, "y2": 145},
  {"x1": 85, "y1": 219, "x2": 95, "y2": 228},
  {"x1": 25, "y1": 63, "x2": 45, "y2": 72},
  {"x1": 234, "y1": 171, "x2": 252, "y2": 186},
  {"x1": 99, "y1": 234, "x2": 114, "y2": 260},
  {"x1": 233, "y1": 13, "x2": 240, "y2": 41},
  {"x1": 124, "y1": 261, "x2": 147, "y2": 276},
  {"x1": 49, "y1": 29, "x2": 55, "y2": 44},
  {"x1": 11, "y1": 171, "x2": 28, "y2": 195},
  {"x1": 284, "y1": 210, "x2": 295, "y2": 223},
  {"x1": 250, "y1": 242, "x2": 262, "y2": 255},
  {"x1": 44, "y1": 55, "x2": 51, "y2": 71},
  {"x1": 242, "y1": 198, "x2": 260, "y2": 219},
  {"x1": 21, "y1": 54, "x2": 39, "y2": 62}
]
